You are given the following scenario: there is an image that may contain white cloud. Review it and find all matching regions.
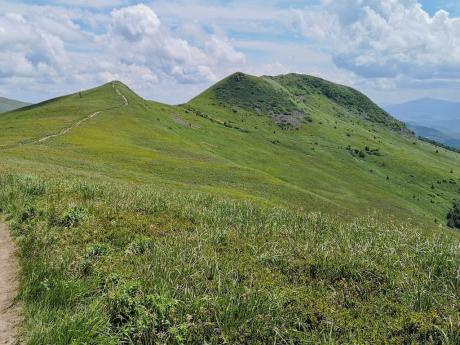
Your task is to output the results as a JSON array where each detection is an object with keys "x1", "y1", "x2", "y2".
[
  {"x1": 111, "y1": 4, "x2": 160, "y2": 42},
  {"x1": 0, "y1": 2, "x2": 246, "y2": 102},
  {"x1": 295, "y1": 0, "x2": 460, "y2": 80},
  {"x1": 0, "y1": 12, "x2": 70, "y2": 80},
  {"x1": 104, "y1": 5, "x2": 245, "y2": 84},
  {"x1": 49, "y1": 0, "x2": 129, "y2": 8},
  {"x1": 0, "y1": 0, "x2": 459, "y2": 105}
]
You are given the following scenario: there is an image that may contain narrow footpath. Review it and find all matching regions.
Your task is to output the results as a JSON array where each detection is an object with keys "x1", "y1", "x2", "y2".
[{"x1": 0, "y1": 223, "x2": 20, "y2": 345}]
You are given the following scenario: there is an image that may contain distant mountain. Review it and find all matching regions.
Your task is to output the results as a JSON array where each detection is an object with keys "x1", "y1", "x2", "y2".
[
  {"x1": 0, "y1": 97, "x2": 31, "y2": 113},
  {"x1": 406, "y1": 122, "x2": 460, "y2": 150},
  {"x1": 384, "y1": 98, "x2": 460, "y2": 137}
]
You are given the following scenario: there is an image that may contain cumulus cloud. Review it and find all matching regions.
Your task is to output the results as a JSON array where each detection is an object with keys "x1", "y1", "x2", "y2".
[
  {"x1": 295, "y1": 0, "x2": 460, "y2": 80},
  {"x1": 111, "y1": 4, "x2": 160, "y2": 41},
  {"x1": 105, "y1": 4, "x2": 244, "y2": 84},
  {"x1": 1, "y1": 0, "x2": 459, "y2": 105},
  {"x1": 0, "y1": 2, "x2": 246, "y2": 102},
  {"x1": 0, "y1": 12, "x2": 70, "y2": 81}
]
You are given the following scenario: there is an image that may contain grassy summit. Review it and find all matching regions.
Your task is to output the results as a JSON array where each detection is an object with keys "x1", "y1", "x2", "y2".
[
  {"x1": 0, "y1": 74, "x2": 459, "y2": 344},
  {"x1": 271, "y1": 73, "x2": 407, "y2": 131},
  {"x1": 192, "y1": 72, "x2": 406, "y2": 131}
]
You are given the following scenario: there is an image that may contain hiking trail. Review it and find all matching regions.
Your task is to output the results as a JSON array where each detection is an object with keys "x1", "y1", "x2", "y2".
[
  {"x1": 33, "y1": 82, "x2": 128, "y2": 144},
  {"x1": 0, "y1": 223, "x2": 20, "y2": 345}
]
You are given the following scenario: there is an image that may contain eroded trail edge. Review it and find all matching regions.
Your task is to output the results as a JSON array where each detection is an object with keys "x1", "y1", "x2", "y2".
[{"x1": 0, "y1": 223, "x2": 20, "y2": 345}]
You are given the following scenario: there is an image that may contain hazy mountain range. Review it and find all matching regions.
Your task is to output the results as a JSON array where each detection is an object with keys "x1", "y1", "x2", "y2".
[
  {"x1": 385, "y1": 98, "x2": 460, "y2": 149},
  {"x1": 0, "y1": 96, "x2": 31, "y2": 113}
]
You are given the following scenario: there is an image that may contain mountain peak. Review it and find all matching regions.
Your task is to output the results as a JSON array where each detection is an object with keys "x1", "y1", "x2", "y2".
[{"x1": 191, "y1": 72, "x2": 407, "y2": 132}]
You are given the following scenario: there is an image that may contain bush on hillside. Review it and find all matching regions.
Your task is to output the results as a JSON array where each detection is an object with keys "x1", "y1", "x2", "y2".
[{"x1": 447, "y1": 200, "x2": 460, "y2": 229}]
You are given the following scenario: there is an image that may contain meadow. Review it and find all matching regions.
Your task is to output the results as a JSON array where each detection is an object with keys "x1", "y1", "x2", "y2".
[
  {"x1": 0, "y1": 173, "x2": 458, "y2": 344},
  {"x1": 0, "y1": 75, "x2": 459, "y2": 343}
]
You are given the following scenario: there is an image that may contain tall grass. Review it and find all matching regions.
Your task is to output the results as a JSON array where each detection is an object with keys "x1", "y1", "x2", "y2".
[{"x1": 0, "y1": 173, "x2": 458, "y2": 344}]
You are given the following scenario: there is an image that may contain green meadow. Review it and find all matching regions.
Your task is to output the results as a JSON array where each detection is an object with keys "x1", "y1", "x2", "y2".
[{"x1": 0, "y1": 74, "x2": 459, "y2": 344}]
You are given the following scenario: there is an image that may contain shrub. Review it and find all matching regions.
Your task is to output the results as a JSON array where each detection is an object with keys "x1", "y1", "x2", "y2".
[
  {"x1": 19, "y1": 206, "x2": 38, "y2": 224},
  {"x1": 447, "y1": 200, "x2": 460, "y2": 229},
  {"x1": 85, "y1": 243, "x2": 109, "y2": 259},
  {"x1": 108, "y1": 283, "x2": 175, "y2": 342},
  {"x1": 125, "y1": 237, "x2": 154, "y2": 255},
  {"x1": 50, "y1": 205, "x2": 88, "y2": 228}
]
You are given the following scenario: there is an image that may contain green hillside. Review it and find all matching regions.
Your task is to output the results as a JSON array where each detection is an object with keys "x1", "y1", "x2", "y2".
[
  {"x1": 0, "y1": 96, "x2": 31, "y2": 113},
  {"x1": 0, "y1": 75, "x2": 459, "y2": 344},
  {"x1": 2, "y1": 75, "x2": 459, "y2": 222}
]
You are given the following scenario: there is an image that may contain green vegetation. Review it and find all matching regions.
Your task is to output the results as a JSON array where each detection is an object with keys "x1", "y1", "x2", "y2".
[
  {"x1": 194, "y1": 72, "x2": 307, "y2": 128},
  {"x1": 447, "y1": 200, "x2": 460, "y2": 229},
  {"x1": 1, "y1": 174, "x2": 459, "y2": 344},
  {"x1": 419, "y1": 136, "x2": 460, "y2": 154},
  {"x1": 0, "y1": 74, "x2": 459, "y2": 343},
  {"x1": 271, "y1": 73, "x2": 407, "y2": 131}
]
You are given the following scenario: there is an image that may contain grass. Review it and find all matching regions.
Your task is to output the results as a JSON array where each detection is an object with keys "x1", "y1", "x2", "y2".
[
  {"x1": 271, "y1": 73, "x2": 406, "y2": 131},
  {"x1": 1, "y1": 78, "x2": 460, "y2": 224},
  {"x1": 0, "y1": 173, "x2": 459, "y2": 344},
  {"x1": 0, "y1": 74, "x2": 459, "y2": 343}
]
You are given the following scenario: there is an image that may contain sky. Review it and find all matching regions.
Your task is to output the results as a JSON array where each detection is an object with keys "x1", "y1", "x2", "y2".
[{"x1": 0, "y1": 0, "x2": 459, "y2": 106}]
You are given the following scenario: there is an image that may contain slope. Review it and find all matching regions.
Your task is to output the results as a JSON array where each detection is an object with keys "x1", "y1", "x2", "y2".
[
  {"x1": 188, "y1": 72, "x2": 460, "y2": 224},
  {"x1": 0, "y1": 74, "x2": 459, "y2": 344},
  {"x1": 0, "y1": 97, "x2": 31, "y2": 113},
  {"x1": 1, "y1": 74, "x2": 460, "y2": 223}
]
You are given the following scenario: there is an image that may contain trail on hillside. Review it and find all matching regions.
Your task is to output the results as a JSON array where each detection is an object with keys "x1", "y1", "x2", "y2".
[
  {"x1": 33, "y1": 84, "x2": 128, "y2": 144},
  {"x1": 0, "y1": 223, "x2": 20, "y2": 345},
  {"x1": 114, "y1": 84, "x2": 129, "y2": 106},
  {"x1": 33, "y1": 111, "x2": 101, "y2": 144},
  {"x1": 0, "y1": 84, "x2": 128, "y2": 149}
]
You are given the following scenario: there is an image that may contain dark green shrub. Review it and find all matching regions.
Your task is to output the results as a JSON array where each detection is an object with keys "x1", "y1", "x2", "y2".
[
  {"x1": 19, "y1": 206, "x2": 38, "y2": 224},
  {"x1": 447, "y1": 200, "x2": 460, "y2": 229}
]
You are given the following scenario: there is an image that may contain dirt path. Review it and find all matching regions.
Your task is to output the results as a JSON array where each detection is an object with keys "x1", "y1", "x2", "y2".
[
  {"x1": 115, "y1": 88, "x2": 129, "y2": 106},
  {"x1": 0, "y1": 223, "x2": 20, "y2": 345},
  {"x1": 0, "y1": 83, "x2": 129, "y2": 149},
  {"x1": 34, "y1": 111, "x2": 101, "y2": 144},
  {"x1": 34, "y1": 83, "x2": 128, "y2": 144}
]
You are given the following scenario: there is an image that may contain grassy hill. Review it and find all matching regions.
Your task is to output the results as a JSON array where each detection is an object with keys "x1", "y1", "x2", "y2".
[
  {"x1": 0, "y1": 76, "x2": 459, "y2": 344},
  {"x1": 0, "y1": 96, "x2": 31, "y2": 113}
]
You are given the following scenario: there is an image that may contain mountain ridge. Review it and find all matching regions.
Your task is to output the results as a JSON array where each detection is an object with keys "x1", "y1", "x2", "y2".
[
  {"x1": 1, "y1": 72, "x2": 459, "y2": 345},
  {"x1": 1, "y1": 73, "x2": 459, "y2": 225}
]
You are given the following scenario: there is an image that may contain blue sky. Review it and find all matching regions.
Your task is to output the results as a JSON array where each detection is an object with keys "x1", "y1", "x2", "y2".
[
  {"x1": 0, "y1": 0, "x2": 459, "y2": 106},
  {"x1": 419, "y1": 0, "x2": 460, "y2": 15}
]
